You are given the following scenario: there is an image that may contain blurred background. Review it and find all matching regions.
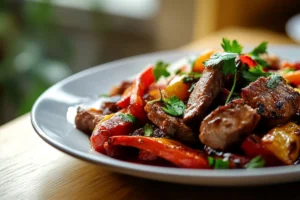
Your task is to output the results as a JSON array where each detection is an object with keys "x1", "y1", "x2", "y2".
[{"x1": 0, "y1": 0, "x2": 300, "y2": 125}]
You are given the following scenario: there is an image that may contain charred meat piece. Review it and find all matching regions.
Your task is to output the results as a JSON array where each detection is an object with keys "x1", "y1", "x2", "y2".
[
  {"x1": 100, "y1": 102, "x2": 119, "y2": 114},
  {"x1": 144, "y1": 102, "x2": 197, "y2": 144},
  {"x1": 75, "y1": 108, "x2": 104, "y2": 135},
  {"x1": 241, "y1": 76, "x2": 300, "y2": 127},
  {"x1": 200, "y1": 99, "x2": 261, "y2": 150},
  {"x1": 183, "y1": 65, "x2": 224, "y2": 124},
  {"x1": 109, "y1": 81, "x2": 132, "y2": 96}
]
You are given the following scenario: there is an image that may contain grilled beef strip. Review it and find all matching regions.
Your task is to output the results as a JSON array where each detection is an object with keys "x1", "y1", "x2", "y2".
[
  {"x1": 200, "y1": 99, "x2": 261, "y2": 150},
  {"x1": 75, "y1": 108, "x2": 104, "y2": 135},
  {"x1": 144, "y1": 102, "x2": 197, "y2": 144},
  {"x1": 75, "y1": 102, "x2": 120, "y2": 135},
  {"x1": 183, "y1": 64, "x2": 224, "y2": 125},
  {"x1": 241, "y1": 76, "x2": 300, "y2": 127}
]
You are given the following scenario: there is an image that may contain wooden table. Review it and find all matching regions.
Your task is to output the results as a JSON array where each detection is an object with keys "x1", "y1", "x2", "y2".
[{"x1": 1, "y1": 28, "x2": 299, "y2": 200}]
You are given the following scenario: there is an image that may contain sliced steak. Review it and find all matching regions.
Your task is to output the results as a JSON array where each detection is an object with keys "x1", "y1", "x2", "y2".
[
  {"x1": 75, "y1": 108, "x2": 104, "y2": 135},
  {"x1": 183, "y1": 65, "x2": 224, "y2": 124},
  {"x1": 144, "y1": 102, "x2": 197, "y2": 144},
  {"x1": 241, "y1": 76, "x2": 300, "y2": 127},
  {"x1": 200, "y1": 99, "x2": 261, "y2": 150}
]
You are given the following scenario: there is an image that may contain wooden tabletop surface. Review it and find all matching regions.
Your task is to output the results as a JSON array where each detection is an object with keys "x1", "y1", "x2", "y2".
[{"x1": 1, "y1": 28, "x2": 299, "y2": 200}]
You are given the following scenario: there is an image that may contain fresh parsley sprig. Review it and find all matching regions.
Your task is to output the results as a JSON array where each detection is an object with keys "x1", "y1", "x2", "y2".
[
  {"x1": 162, "y1": 96, "x2": 186, "y2": 116},
  {"x1": 208, "y1": 156, "x2": 229, "y2": 169},
  {"x1": 119, "y1": 113, "x2": 136, "y2": 123},
  {"x1": 144, "y1": 123, "x2": 154, "y2": 137},
  {"x1": 242, "y1": 65, "x2": 271, "y2": 82},
  {"x1": 245, "y1": 156, "x2": 265, "y2": 168},
  {"x1": 204, "y1": 38, "x2": 272, "y2": 104},
  {"x1": 221, "y1": 38, "x2": 243, "y2": 54},
  {"x1": 250, "y1": 42, "x2": 268, "y2": 56},
  {"x1": 148, "y1": 93, "x2": 186, "y2": 117},
  {"x1": 153, "y1": 61, "x2": 170, "y2": 81}
]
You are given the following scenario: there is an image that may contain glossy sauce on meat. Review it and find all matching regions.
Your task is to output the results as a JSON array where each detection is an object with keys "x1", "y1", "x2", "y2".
[
  {"x1": 200, "y1": 99, "x2": 261, "y2": 150},
  {"x1": 184, "y1": 65, "x2": 224, "y2": 125},
  {"x1": 242, "y1": 76, "x2": 300, "y2": 127},
  {"x1": 144, "y1": 102, "x2": 197, "y2": 144}
]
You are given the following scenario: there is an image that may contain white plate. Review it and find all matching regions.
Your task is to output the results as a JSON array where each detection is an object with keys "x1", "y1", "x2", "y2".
[{"x1": 31, "y1": 46, "x2": 300, "y2": 186}]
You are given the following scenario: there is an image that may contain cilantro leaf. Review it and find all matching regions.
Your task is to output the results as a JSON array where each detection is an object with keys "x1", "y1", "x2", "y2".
[
  {"x1": 225, "y1": 68, "x2": 237, "y2": 104},
  {"x1": 250, "y1": 42, "x2": 268, "y2": 56},
  {"x1": 204, "y1": 52, "x2": 237, "y2": 68},
  {"x1": 207, "y1": 157, "x2": 229, "y2": 169},
  {"x1": 204, "y1": 52, "x2": 238, "y2": 104},
  {"x1": 162, "y1": 96, "x2": 186, "y2": 116},
  {"x1": 251, "y1": 55, "x2": 269, "y2": 68},
  {"x1": 245, "y1": 156, "x2": 265, "y2": 168},
  {"x1": 221, "y1": 38, "x2": 243, "y2": 53},
  {"x1": 153, "y1": 61, "x2": 170, "y2": 81},
  {"x1": 242, "y1": 66, "x2": 271, "y2": 82},
  {"x1": 214, "y1": 159, "x2": 229, "y2": 169},
  {"x1": 266, "y1": 74, "x2": 282, "y2": 89},
  {"x1": 208, "y1": 156, "x2": 214, "y2": 167},
  {"x1": 144, "y1": 123, "x2": 154, "y2": 137},
  {"x1": 119, "y1": 113, "x2": 136, "y2": 123},
  {"x1": 222, "y1": 57, "x2": 236, "y2": 75}
]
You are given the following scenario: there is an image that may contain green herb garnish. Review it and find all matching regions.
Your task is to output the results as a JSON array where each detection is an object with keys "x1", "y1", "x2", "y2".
[
  {"x1": 221, "y1": 38, "x2": 243, "y2": 54},
  {"x1": 162, "y1": 96, "x2": 186, "y2": 116},
  {"x1": 204, "y1": 38, "x2": 272, "y2": 104},
  {"x1": 251, "y1": 55, "x2": 269, "y2": 68},
  {"x1": 207, "y1": 157, "x2": 229, "y2": 169},
  {"x1": 245, "y1": 156, "x2": 265, "y2": 168},
  {"x1": 204, "y1": 52, "x2": 237, "y2": 68},
  {"x1": 144, "y1": 123, "x2": 154, "y2": 137},
  {"x1": 208, "y1": 156, "x2": 215, "y2": 167},
  {"x1": 204, "y1": 49, "x2": 239, "y2": 104},
  {"x1": 225, "y1": 68, "x2": 237, "y2": 104},
  {"x1": 153, "y1": 61, "x2": 170, "y2": 81},
  {"x1": 266, "y1": 74, "x2": 282, "y2": 89},
  {"x1": 250, "y1": 42, "x2": 268, "y2": 56},
  {"x1": 119, "y1": 113, "x2": 136, "y2": 123},
  {"x1": 242, "y1": 66, "x2": 271, "y2": 82},
  {"x1": 214, "y1": 159, "x2": 229, "y2": 169}
]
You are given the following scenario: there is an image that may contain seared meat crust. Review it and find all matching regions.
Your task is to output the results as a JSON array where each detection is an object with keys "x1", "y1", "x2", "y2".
[
  {"x1": 242, "y1": 76, "x2": 300, "y2": 127},
  {"x1": 75, "y1": 108, "x2": 104, "y2": 134},
  {"x1": 200, "y1": 99, "x2": 261, "y2": 150},
  {"x1": 144, "y1": 102, "x2": 197, "y2": 144},
  {"x1": 183, "y1": 65, "x2": 224, "y2": 124}
]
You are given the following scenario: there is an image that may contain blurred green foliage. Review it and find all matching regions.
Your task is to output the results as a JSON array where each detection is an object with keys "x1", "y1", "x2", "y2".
[{"x1": 0, "y1": 0, "x2": 73, "y2": 124}]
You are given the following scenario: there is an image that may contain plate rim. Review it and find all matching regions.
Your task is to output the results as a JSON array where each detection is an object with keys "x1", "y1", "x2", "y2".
[{"x1": 31, "y1": 47, "x2": 300, "y2": 185}]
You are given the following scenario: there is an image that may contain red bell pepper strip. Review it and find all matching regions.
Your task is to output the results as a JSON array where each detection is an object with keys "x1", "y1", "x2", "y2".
[
  {"x1": 116, "y1": 65, "x2": 155, "y2": 108},
  {"x1": 240, "y1": 55, "x2": 256, "y2": 67},
  {"x1": 138, "y1": 150, "x2": 158, "y2": 161},
  {"x1": 116, "y1": 84, "x2": 134, "y2": 108},
  {"x1": 90, "y1": 110, "x2": 135, "y2": 153},
  {"x1": 241, "y1": 135, "x2": 280, "y2": 166},
  {"x1": 108, "y1": 136, "x2": 209, "y2": 169}
]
